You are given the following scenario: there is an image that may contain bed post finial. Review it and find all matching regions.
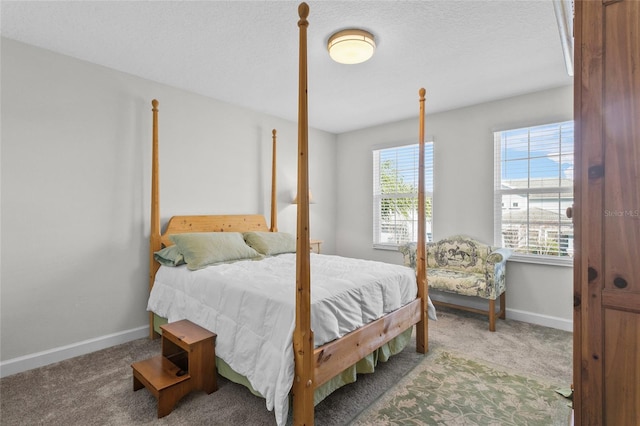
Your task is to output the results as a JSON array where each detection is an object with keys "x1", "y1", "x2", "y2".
[
  {"x1": 152, "y1": 99, "x2": 159, "y2": 109},
  {"x1": 298, "y1": 2, "x2": 309, "y2": 22}
]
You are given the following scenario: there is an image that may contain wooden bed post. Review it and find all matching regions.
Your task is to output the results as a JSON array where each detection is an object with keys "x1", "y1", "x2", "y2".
[
  {"x1": 149, "y1": 99, "x2": 161, "y2": 339},
  {"x1": 415, "y1": 88, "x2": 429, "y2": 354},
  {"x1": 292, "y1": 3, "x2": 314, "y2": 425},
  {"x1": 270, "y1": 129, "x2": 278, "y2": 232}
]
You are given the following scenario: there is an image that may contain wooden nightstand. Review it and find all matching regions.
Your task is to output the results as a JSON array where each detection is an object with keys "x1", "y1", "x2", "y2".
[
  {"x1": 310, "y1": 239, "x2": 323, "y2": 254},
  {"x1": 131, "y1": 319, "x2": 217, "y2": 417}
]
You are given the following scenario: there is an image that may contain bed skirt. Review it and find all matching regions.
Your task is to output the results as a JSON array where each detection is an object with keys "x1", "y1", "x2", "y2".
[{"x1": 153, "y1": 313, "x2": 413, "y2": 406}]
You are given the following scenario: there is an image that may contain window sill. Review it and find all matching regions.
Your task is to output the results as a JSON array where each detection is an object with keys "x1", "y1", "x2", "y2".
[
  {"x1": 373, "y1": 244, "x2": 402, "y2": 251},
  {"x1": 507, "y1": 254, "x2": 573, "y2": 267}
]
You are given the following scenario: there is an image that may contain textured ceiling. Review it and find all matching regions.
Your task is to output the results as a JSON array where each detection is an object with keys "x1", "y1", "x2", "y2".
[{"x1": 1, "y1": 1, "x2": 572, "y2": 134}]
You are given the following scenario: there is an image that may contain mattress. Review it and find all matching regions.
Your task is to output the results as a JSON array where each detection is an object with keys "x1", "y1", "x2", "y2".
[{"x1": 147, "y1": 253, "x2": 436, "y2": 425}]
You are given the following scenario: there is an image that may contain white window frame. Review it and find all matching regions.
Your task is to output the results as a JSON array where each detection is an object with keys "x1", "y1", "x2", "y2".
[
  {"x1": 373, "y1": 142, "x2": 434, "y2": 250},
  {"x1": 494, "y1": 121, "x2": 574, "y2": 266}
]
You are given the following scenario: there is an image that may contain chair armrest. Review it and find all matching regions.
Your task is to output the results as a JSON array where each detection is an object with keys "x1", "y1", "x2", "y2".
[
  {"x1": 484, "y1": 248, "x2": 512, "y2": 299},
  {"x1": 398, "y1": 242, "x2": 417, "y2": 270},
  {"x1": 486, "y1": 248, "x2": 513, "y2": 265}
]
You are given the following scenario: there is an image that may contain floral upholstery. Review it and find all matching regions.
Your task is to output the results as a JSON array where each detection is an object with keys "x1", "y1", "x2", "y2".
[{"x1": 399, "y1": 235, "x2": 511, "y2": 300}]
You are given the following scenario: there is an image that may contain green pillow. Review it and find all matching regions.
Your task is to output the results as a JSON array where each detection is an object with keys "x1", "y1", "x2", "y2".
[
  {"x1": 154, "y1": 245, "x2": 185, "y2": 266},
  {"x1": 169, "y1": 232, "x2": 261, "y2": 270},
  {"x1": 243, "y1": 231, "x2": 296, "y2": 256}
]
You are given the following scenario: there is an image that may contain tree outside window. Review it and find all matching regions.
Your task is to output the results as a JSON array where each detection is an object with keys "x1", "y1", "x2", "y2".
[{"x1": 373, "y1": 143, "x2": 433, "y2": 248}]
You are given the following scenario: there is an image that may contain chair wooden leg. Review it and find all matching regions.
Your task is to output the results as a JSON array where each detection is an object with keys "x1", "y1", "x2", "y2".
[
  {"x1": 488, "y1": 299, "x2": 496, "y2": 332},
  {"x1": 499, "y1": 292, "x2": 506, "y2": 320}
]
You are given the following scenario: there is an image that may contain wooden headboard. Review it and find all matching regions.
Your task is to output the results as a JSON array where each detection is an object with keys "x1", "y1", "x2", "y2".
[{"x1": 160, "y1": 214, "x2": 269, "y2": 247}]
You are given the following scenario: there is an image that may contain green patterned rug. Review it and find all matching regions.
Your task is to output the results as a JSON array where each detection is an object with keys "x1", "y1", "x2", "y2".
[{"x1": 351, "y1": 351, "x2": 570, "y2": 426}]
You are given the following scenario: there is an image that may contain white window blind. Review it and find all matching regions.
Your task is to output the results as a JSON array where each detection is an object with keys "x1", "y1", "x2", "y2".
[
  {"x1": 373, "y1": 142, "x2": 434, "y2": 249},
  {"x1": 494, "y1": 121, "x2": 574, "y2": 264}
]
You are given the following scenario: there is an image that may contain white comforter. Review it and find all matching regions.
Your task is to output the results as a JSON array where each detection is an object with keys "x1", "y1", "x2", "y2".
[{"x1": 147, "y1": 253, "x2": 436, "y2": 425}]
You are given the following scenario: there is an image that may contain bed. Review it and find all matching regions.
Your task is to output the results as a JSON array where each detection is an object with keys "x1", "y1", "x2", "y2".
[{"x1": 145, "y1": 3, "x2": 432, "y2": 425}]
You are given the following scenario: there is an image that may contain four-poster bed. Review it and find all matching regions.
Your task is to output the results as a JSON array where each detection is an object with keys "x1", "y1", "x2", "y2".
[{"x1": 145, "y1": 3, "x2": 431, "y2": 425}]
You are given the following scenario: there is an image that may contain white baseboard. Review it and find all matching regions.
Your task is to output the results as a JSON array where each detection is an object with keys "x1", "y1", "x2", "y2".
[
  {"x1": 430, "y1": 292, "x2": 573, "y2": 332},
  {"x1": 0, "y1": 325, "x2": 148, "y2": 378},
  {"x1": 506, "y1": 308, "x2": 573, "y2": 332}
]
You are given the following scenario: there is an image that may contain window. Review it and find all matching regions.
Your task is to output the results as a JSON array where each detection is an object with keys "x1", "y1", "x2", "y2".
[
  {"x1": 494, "y1": 121, "x2": 574, "y2": 264},
  {"x1": 373, "y1": 142, "x2": 434, "y2": 249}
]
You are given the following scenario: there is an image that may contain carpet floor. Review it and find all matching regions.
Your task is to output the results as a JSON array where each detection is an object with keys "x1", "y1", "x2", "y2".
[{"x1": 0, "y1": 307, "x2": 572, "y2": 425}]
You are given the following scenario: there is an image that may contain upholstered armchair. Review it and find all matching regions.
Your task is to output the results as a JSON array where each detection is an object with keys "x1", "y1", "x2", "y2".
[{"x1": 399, "y1": 235, "x2": 512, "y2": 331}]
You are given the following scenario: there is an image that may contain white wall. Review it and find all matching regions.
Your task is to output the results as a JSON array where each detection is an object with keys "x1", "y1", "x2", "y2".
[
  {"x1": 335, "y1": 85, "x2": 574, "y2": 330},
  {"x1": 0, "y1": 38, "x2": 337, "y2": 370}
]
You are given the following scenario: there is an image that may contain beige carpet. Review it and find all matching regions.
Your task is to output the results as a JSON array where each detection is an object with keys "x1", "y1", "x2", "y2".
[{"x1": 0, "y1": 307, "x2": 572, "y2": 425}]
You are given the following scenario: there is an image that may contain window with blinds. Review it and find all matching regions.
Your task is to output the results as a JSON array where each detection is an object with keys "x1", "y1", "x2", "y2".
[
  {"x1": 373, "y1": 142, "x2": 434, "y2": 249},
  {"x1": 494, "y1": 121, "x2": 574, "y2": 264}
]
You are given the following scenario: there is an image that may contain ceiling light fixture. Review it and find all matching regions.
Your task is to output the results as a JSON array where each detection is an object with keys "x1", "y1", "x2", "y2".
[{"x1": 327, "y1": 29, "x2": 376, "y2": 65}]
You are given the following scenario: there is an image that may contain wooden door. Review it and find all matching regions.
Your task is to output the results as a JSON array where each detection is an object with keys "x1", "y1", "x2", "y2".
[{"x1": 573, "y1": 0, "x2": 640, "y2": 424}]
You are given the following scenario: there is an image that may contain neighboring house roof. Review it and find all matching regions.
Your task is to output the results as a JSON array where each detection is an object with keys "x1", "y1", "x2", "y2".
[{"x1": 502, "y1": 206, "x2": 571, "y2": 224}]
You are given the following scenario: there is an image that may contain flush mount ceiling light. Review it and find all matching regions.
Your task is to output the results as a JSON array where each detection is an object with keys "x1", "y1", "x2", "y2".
[{"x1": 327, "y1": 29, "x2": 376, "y2": 64}]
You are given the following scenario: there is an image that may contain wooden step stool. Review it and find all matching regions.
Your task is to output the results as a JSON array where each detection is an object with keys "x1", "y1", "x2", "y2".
[{"x1": 131, "y1": 319, "x2": 217, "y2": 417}]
